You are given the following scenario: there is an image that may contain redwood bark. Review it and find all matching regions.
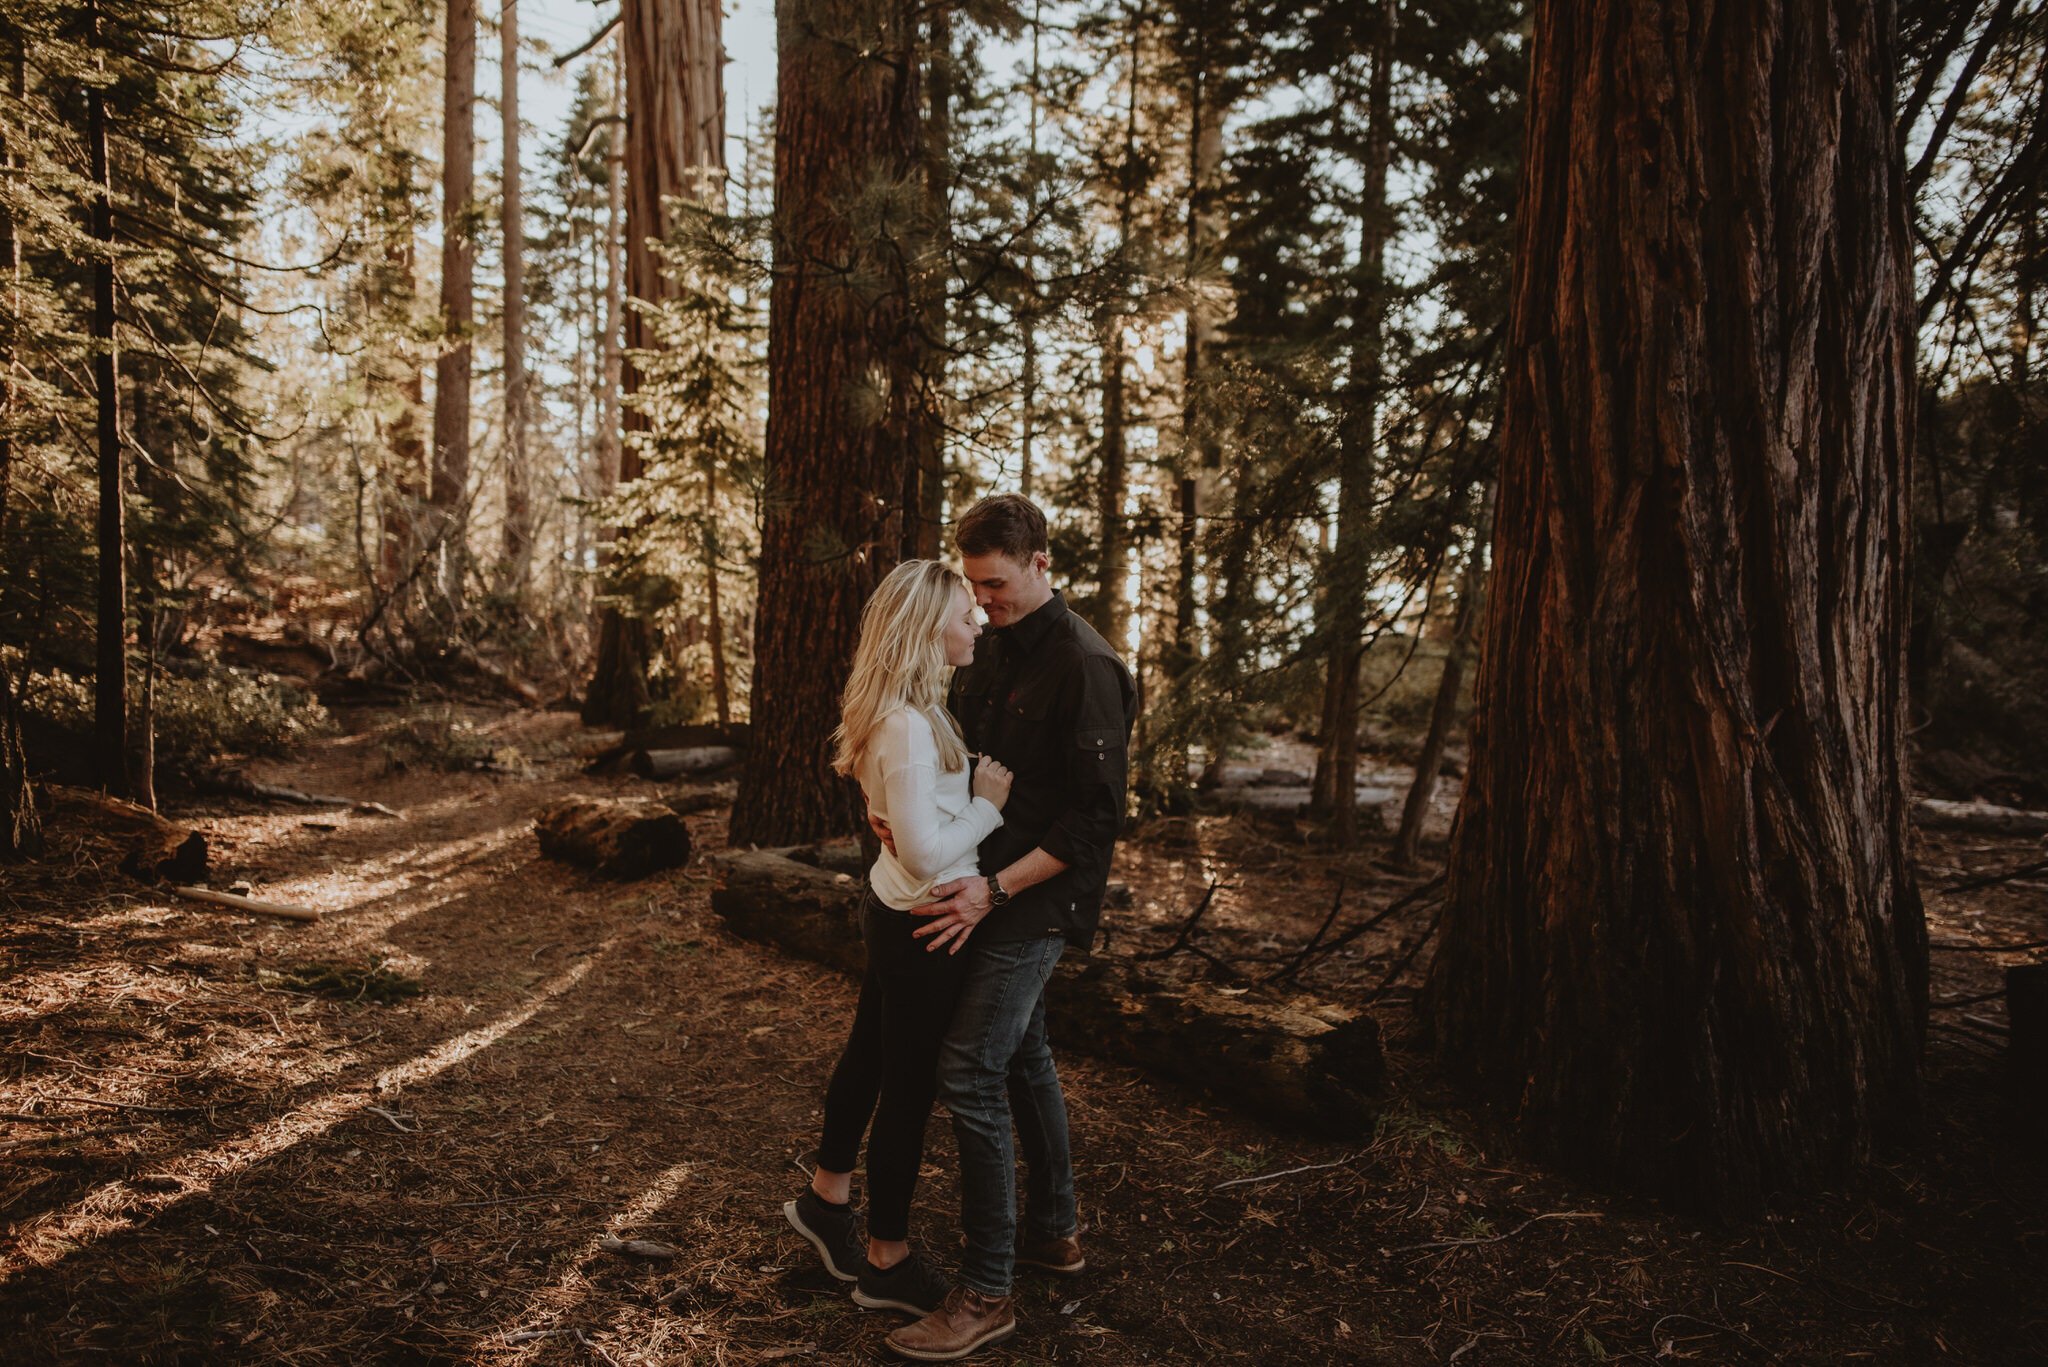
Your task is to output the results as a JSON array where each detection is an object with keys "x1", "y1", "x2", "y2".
[
  {"x1": 1425, "y1": 0, "x2": 1925, "y2": 1210},
  {"x1": 431, "y1": 0, "x2": 478, "y2": 607},
  {"x1": 584, "y1": 0, "x2": 725, "y2": 727},
  {"x1": 728, "y1": 0, "x2": 926, "y2": 845}
]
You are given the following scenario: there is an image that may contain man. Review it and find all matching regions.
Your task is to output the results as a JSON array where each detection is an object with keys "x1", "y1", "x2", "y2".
[{"x1": 883, "y1": 494, "x2": 1136, "y2": 1362}]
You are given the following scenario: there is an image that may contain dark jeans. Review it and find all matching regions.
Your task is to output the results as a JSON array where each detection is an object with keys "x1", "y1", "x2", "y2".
[
  {"x1": 816, "y1": 893, "x2": 970, "y2": 1243},
  {"x1": 938, "y1": 933, "x2": 1076, "y2": 1297}
]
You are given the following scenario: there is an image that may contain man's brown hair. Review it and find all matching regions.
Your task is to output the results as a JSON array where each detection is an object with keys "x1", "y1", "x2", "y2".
[{"x1": 955, "y1": 494, "x2": 1048, "y2": 561}]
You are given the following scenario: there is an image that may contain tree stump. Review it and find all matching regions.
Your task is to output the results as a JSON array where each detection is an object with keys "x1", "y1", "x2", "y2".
[
  {"x1": 51, "y1": 786, "x2": 208, "y2": 884},
  {"x1": 709, "y1": 846, "x2": 1381, "y2": 1131},
  {"x1": 535, "y1": 798, "x2": 691, "y2": 879}
]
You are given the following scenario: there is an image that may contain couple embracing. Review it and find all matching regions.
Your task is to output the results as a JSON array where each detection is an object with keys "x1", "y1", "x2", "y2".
[{"x1": 781, "y1": 494, "x2": 1136, "y2": 1361}]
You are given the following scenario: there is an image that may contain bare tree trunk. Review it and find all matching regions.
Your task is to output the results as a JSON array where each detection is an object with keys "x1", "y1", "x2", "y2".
[
  {"x1": 585, "y1": 0, "x2": 725, "y2": 728},
  {"x1": 1, "y1": 27, "x2": 42, "y2": 856},
  {"x1": 1392, "y1": 484, "x2": 1493, "y2": 868},
  {"x1": 599, "y1": 43, "x2": 625, "y2": 503},
  {"x1": 498, "y1": 0, "x2": 534, "y2": 600},
  {"x1": 1161, "y1": 47, "x2": 1225, "y2": 801},
  {"x1": 1425, "y1": 0, "x2": 1926, "y2": 1212},
  {"x1": 1094, "y1": 11, "x2": 1142, "y2": 650},
  {"x1": 1096, "y1": 312, "x2": 1128, "y2": 645},
  {"x1": 88, "y1": 0, "x2": 128, "y2": 798},
  {"x1": 703, "y1": 460, "x2": 729, "y2": 726},
  {"x1": 729, "y1": 0, "x2": 925, "y2": 845},
  {"x1": 376, "y1": 204, "x2": 428, "y2": 598},
  {"x1": 1309, "y1": 0, "x2": 1396, "y2": 847},
  {"x1": 1018, "y1": 0, "x2": 1043, "y2": 500},
  {"x1": 903, "y1": 4, "x2": 952, "y2": 562},
  {"x1": 130, "y1": 383, "x2": 160, "y2": 812},
  {"x1": 431, "y1": 0, "x2": 478, "y2": 614}
]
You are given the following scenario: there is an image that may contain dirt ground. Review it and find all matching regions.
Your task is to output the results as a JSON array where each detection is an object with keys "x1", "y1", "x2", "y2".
[{"x1": 2, "y1": 706, "x2": 2043, "y2": 1365}]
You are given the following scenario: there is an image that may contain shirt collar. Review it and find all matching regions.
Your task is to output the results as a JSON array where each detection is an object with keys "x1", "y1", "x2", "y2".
[{"x1": 996, "y1": 589, "x2": 1067, "y2": 655}]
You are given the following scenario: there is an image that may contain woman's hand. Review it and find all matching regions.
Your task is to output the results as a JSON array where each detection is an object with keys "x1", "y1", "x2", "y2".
[{"x1": 972, "y1": 756, "x2": 1014, "y2": 809}]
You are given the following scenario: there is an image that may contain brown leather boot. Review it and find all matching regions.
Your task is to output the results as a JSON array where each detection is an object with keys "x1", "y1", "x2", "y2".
[
  {"x1": 884, "y1": 1286, "x2": 1017, "y2": 1361},
  {"x1": 1016, "y1": 1231, "x2": 1085, "y2": 1275}
]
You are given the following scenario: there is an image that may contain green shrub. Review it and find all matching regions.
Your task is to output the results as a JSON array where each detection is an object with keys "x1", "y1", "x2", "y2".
[
  {"x1": 11, "y1": 652, "x2": 330, "y2": 776},
  {"x1": 379, "y1": 704, "x2": 525, "y2": 773}
]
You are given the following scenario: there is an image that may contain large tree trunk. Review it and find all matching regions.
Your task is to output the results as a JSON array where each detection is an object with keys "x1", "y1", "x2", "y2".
[
  {"x1": 498, "y1": 0, "x2": 534, "y2": 599},
  {"x1": 728, "y1": 0, "x2": 926, "y2": 846},
  {"x1": 1425, "y1": 0, "x2": 1926, "y2": 1212},
  {"x1": 431, "y1": 0, "x2": 478, "y2": 612},
  {"x1": 1, "y1": 30, "x2": 41, "y2": 856},
  {"x1": 1309, "y1": 0, "x2": 1396, "y2": 847},
  {"x1": 584, "y1": 0, "x2": 725, "y2": 728},
  {"x1": 88, "y1": 3, "x2": 127, "y2": 799}
]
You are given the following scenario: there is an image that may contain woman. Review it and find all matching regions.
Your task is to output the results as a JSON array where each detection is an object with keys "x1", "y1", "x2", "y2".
[{"x1": 783, "y1": 559, "x2": 1013, "y2": 1316}]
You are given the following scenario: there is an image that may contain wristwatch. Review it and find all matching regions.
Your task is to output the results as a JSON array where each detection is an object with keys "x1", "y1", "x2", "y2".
[{"x1": 987, "y1": 873, "x2": 1011, "y2": 908}]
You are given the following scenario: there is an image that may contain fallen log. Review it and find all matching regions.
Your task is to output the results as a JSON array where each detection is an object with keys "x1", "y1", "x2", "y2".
[
  {"x1": 664, "y1": 788, "x2": 734, "y2": 817},
  {"x1": 709, "y1": 847, "x2": 1382, "y2": 1131},
  {"x1": 1914, "y1": 798, "x2": 2048, "y2": 837},
  {"x1": 628, "y1": 746, "x2": 741, "y2": 779},
  {"x1": 585, "y1": 722, "x2": 751, "y2": 775},
  {"x1": 197, "y1": 769, "x2": 402, "y2": 818},
  {"x1": 535, "y1": 798, "x2": 692, "y2": 879},
  {"x1": 219, "y1": 628, "x2": 335, "y2": 682},
  {"x1": 50, "y1": 787, "x2": 211, "y2": 885},
  {"x1": 171, "y1": 885, "x2": 322, "y2": 923}
]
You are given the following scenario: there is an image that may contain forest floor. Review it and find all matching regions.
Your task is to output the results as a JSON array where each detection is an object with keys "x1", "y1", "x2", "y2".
[{"x1": 1, "y1": 704, "x2": 2043, "y2": 1366}]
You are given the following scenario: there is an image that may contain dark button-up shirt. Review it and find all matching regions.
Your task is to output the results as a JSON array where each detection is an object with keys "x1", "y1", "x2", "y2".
[{"x1": 948, "y1": 591, "x2": 1136, "y2": 948}]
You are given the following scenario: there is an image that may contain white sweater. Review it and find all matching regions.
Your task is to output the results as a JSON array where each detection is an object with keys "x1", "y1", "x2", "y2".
[{"x1": 860, "y1": 708, "x2": 1004, "y2": 911}]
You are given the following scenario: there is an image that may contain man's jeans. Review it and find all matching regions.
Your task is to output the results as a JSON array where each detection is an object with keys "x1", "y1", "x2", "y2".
[{"x1": 938, "y1": 933, "x2": 1076, "y2": 1298}]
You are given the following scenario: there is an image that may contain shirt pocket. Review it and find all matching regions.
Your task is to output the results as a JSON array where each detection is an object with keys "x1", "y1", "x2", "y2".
[{"x1": 1074, "y1": 725, "x2": 1127, "y2": 791}]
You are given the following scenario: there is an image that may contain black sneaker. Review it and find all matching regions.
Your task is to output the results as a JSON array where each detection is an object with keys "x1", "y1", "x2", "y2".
[
  {"x1": 853, "y1": 1249, "x2": 952, "y2": 1316},
  {"x1": 783, "y1": 1189, "x2": 864, "y2": 1282}
]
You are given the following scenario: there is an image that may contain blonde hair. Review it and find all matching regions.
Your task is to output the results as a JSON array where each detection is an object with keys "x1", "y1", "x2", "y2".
[{"x1": 832, "y1": 559, "x2": 973, "y2": 779}]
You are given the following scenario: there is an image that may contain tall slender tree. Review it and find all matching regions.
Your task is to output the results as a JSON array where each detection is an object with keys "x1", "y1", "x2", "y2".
[
  {"x1": 430, "y1": 0, "x2": 478, "y2": 611},
  {"x1": 1392, "y1": 482, "x2": 1492, "y2": 868},
  {"x1": 0, "y1": 22, "x2": 42, "y2": 854},
  {"x1": 1309, "y1": 0, "x2": 1399, "y2": 847},
  {"x1": 1426, "y1": 0, "x2": 1927, "y2": 1210},
  {"x1": 499, "y1": 0, "x2": 534, "y2": 598},
  {"x1": 87, "y1": 0, "x2": 126, "y2": 797}
]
